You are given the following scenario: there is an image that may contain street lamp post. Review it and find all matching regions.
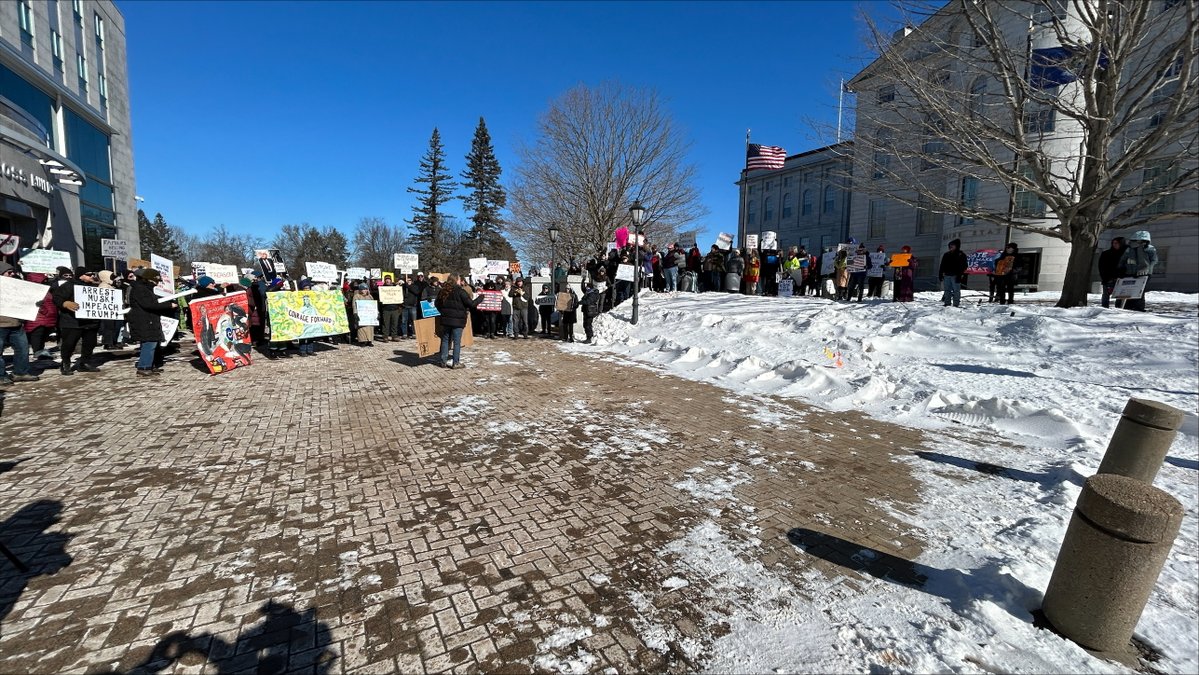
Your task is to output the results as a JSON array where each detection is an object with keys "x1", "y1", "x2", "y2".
[
  {"x1": 628, "y1": 200, "x2": 645, "y2": 325},
  {"x1": 548, "y1": 224, "x2": 560, "y2": 291}
]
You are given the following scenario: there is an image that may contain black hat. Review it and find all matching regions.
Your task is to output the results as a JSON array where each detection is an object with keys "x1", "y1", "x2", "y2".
[
  {"x1": 75, "y1": 266, "x2": 95, "y2": 278},
  {"x1": 57, "y1": 266, "x2": 73, "y2": 277},
  {"x1": 948, "y1": 239, "x2": 961, "y2": 248}
]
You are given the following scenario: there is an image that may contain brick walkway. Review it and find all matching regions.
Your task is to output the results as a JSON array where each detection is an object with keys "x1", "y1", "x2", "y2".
[{"x1": 0, "y1": 334, "x2": 934, "y2": 673}]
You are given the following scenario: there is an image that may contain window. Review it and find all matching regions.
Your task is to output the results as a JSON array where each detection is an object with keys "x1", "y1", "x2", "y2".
[
  {"x1": 820, "y1": 235, "x2": 832, "y2": 250},
  {"x1": 51, "y1": 30, "x2": 64, "y2": 70},
  {"x1": 746, "y1": 204, "x2": 757, "y2": 226},
  {"x1": 99, "y1": 73, "x2": 107, "y2": 106},
  {"x1": 1022, "y1": 106, "x2": 1056, "y2": 134},
  {"x1": 765, "y1": 181, "x2": 772, "y2": 191},
  {"x1": 801, "y1": 190, "x2": 813, "y2": 216},
  {"x1": 868, "y1": 200, "x2": 887, "y2": 239},
  {"x1": 1141, "y1": 162, "x2": 1177, "y2": 215},
  {"x1": 19, "y1": 1, "x2": 35, "y2": 46},
  {"x1": 1033, "y1": 0, "x2": 1068, "y2": 24},
  {"x1": 873, "y1": 129, "x2": 893, "y2": 179},
  {"x1": 969, "y1": 78, "x2": 987, "y2": 119},
  {"x1": 823, "y1": 186, "x2": 836, "y2": 213},
  {"x1": 95, "y1": 13, "x2": 105, "y2": 49},
  {"x1": 783, "y1": 176, "x2": 791, "y2": 188},
  {"x1": 922, "y1": 117, "x2": 945, "y2": 170},
  {"x1": 77, "y1": 54, "x2": 88, "y2": 91},
  {"x1": 1150, "y1": 56, "x2": 1183, "y2": 126},
  {"x1": 748, "y1": 185, "x2": 755, "y2": 194},
  {"x1": 916, "y1": 196, "x2": 939, "y2": 234},
  {"x1": 764, "y1": 197, "x2": 774, "y2": 221},
  {"x1": 877, "y1": 86, "x2": 895, "y2": 103},
  {"x1": 1014, "y1": 168, "x2": 1047, "y2": 218},
  {"x1": 959, "y1": 177, "x2": 978, "y2": 225},
  {"x1": 782, "y1": 193, "x2": 792, "y2": 219},
  {"x1": 73, "y1": 0, "x2": 82, "y2": 21}
]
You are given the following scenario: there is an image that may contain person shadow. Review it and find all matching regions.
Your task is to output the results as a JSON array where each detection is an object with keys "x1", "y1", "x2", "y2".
[
  {"x1": 0, "y1": 499, "x2": 74, "y2": 627},
  {"x1": 120, "y1": 600, "x2": 336, "y2": 674}
]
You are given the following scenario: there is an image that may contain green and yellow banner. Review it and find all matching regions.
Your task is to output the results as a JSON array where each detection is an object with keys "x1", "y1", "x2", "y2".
[{"x1": 266, "y1": 290, "x2": 350, "y2": 341}]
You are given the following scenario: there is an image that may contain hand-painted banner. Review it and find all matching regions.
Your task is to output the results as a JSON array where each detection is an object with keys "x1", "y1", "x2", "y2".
[
  {"x1": 74, "y1": 285, "x2": 124, "y2": 320},
  {"x1": 266, "y1": 290, "x2": 350, "y2": 341},
  {"x1": 191, "y1": 291, "x2": 253, "y2": 374},
  {"x1": 966, "y1": 249, "x2": 1000, "y2": 275},
  {"x1": 478, "y1": 290, "x2": 503, "y2": 312}
]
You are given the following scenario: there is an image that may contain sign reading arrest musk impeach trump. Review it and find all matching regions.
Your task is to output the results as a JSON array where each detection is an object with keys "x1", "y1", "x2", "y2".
[{"x1": 74, "y1": 285, "x2": 124, "y2": 320}]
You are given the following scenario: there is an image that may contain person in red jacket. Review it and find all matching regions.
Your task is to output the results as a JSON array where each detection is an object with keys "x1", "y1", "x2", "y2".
[{"x1": 23, "y1": 273, "x2": 58, "y2": 360}]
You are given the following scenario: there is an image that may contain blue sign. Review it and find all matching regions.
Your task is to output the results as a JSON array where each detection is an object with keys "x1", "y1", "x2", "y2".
[{"x1": 420, "y1": 300, "x2": 440, "y2": 317}]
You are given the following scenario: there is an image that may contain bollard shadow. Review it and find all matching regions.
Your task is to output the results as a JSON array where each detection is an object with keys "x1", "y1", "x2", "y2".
[
  {"x1": 1164, "y1": 456, "x2": 1198, "y2": 471},
  {"x1": 0, "y1": 456, "x2": 27, "y2": 474},
  {"x1": 787, "y1": 528, "x2": 1041, "y2": 623},
  {"x1": 914, "y1": 450, "x2": 1085, "y2": 489},
  {"x1": 0, "y1": 500, "x2": 74, "y2": 627},
  {"x1": 119, "y1": 600, "x2": 336, "y2": 675}
]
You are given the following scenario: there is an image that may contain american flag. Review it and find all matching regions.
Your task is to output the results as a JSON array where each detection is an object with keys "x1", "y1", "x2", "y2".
[{"x1": 746, "y1": 144, "x2": 786, "y2": 170}]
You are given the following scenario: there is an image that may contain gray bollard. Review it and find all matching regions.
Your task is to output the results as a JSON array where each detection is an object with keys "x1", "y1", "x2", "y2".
[
  {"x1": 1042, "y1": 474, "x2": 1183, "y2": 653},
  {"x1": 1096, "y1": 398, "x2": 1183, "y2": 484}
]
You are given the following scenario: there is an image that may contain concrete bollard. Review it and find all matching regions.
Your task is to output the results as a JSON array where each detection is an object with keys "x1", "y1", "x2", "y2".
[
  {"x1": 1096, "y1": 398, "x2": 1183, "y2": 484},
  {"x1": 1042, "y1": 474, "x2": 1183, "y2": 653}
]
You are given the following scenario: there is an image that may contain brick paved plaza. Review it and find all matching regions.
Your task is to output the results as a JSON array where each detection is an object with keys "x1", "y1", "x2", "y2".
[{"x1": 1, "y1": 336, "x2": 938, "y2": 673}]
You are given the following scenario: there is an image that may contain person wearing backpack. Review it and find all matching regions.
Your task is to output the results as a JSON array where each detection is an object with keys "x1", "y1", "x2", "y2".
[
  {"x1": 992, "y1": 242, "x2": 1020, "y2": 305},
  {"x1": 558, "y1": 287, "x2": 580, "y2": 342},
  {"x1": 581, "y1": 284, "x2": 602, "y2": 343}
]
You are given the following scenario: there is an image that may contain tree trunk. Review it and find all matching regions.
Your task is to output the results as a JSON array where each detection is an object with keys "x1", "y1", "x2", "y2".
[{"x1": 1056, "y1": 225, "x2": 1100, "y2": 308}]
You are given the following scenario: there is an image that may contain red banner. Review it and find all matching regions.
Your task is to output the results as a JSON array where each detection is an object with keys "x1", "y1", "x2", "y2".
[
  {"x1": 190, "y1": 291, "x2": 253, "y2": 375},
  {"x1": 479, "y1": 290, "x2": 503, "y2": 312}
]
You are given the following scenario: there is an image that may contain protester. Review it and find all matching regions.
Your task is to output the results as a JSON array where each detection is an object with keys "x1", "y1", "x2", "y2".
[
  {"x1": 938, "y1": 239, "x2": 968, "y2": 308},
  {"x1": 537, "y1": 284, "x2": 554, "y2": 335},
  {"x1": 434, "y1": 274, "x2": 484, "y2": 369},
  {"x1": 352, "y1": 285, "x2": 375, "y2": 346},
  {"x1": 1097, "y1": 237, "x2": 1125, "y2": 309},
  {"x1": 834, "y1": 249, "x2": 849, "y2": 301},
  {"x1": 509, "y1": 278, "x2": 530, "y2": 339},
  {"x1": 703, "y1": 245, "x2": 725, "y2": 292},
  {"x1": 661, "y1": 243, "x2": 679, "y2": 292},
  {"x1": 400, "y1": 274, "x2": 420, "y2": 338},
  {"x1": 498, "y1": 279, "x2": 513, "y2": 337},
  {"x1": 581, "y1": 283, "x2": 601, "y2": 344},
  {"x1": 0, "y1": 263, "x2": 39, "y2": 384},
  {"x1": 894, "y1": 245, "x2": 917, "y2": 303},
  {"x1": 760, "y1": 246, "x2": 781, "y2": 296},
  {"x1": 96, "y1": 270, "x2": 126, "y2": 350},
  {"x1": 745, "y1": 252, "x2": 761, "y2": 296},
  {"x1": 126, "y1": 268, "x2": 178, "y2": 376},
  {"x1": 377, "y1": 277, "x2": 401, "y2": 342},
  {"x1": 993, "y1": 243, "x2": 1020, "y2": 305},
  {"x1": 846, "y1": 243, "x2": 869, "y2": 302},
  {"x1": 24, "y1": 273, "x2": 57, "y2": 361},
  {"x1": 51, "y1": 267, "x2": 102, "y2": 375},
  {"x1": 725, "y1": 248, "x2": 745, "y2": 293},
  {"x1": 1118, "y1": 231, "x2": 1157, "y2": 312},
  {"x1": 867, "y1": 245, "x2": 886, "y2": 299},
  {"x1": 558, "y1": 285, "x2": 579, "y2": 342}
]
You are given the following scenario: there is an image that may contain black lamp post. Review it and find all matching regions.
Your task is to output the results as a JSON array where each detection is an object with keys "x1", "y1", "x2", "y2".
[
  {"x1": 548, "y1": 225, "x2": 560, "y2": 291},
  {"x1": 629, "y1": 200, "x2": 645, "y2": 325}
]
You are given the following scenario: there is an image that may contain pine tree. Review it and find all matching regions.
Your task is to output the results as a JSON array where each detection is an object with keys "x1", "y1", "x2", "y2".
[
  {"x1": 461, "y1": 117, "x2": 512, "y2": 261},
  {"x1": 138, "y1": 209, "x2": 185, "y2": 261},
  {"x1": 407, "y1": 128, "x2": 458, "y2": 271}
]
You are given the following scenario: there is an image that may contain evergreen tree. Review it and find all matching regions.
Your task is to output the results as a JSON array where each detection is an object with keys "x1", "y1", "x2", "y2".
[
  {"x1": 461, "y1": 117, "x2": 512, "y2": 261},
  {"x1": 137, "y1": 209, "x2": 185, "y2": 261},
  {"x1": 406, "y1": 128, "x2": 458, "y2": 271}
]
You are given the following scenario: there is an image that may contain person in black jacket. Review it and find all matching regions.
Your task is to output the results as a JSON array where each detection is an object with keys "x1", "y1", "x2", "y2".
[
  {"x1": 127, "y1": 268, "x2": 178, "y2": 376},
  {"x1": 581, "y1": 284, "x2": 601, "y2": 344},
  {"x1": 1097, "y1": 237, "x2": 1125, "y2": 308},
  {"x1": 558, "y1": 287, "x2": 579, "y2": 342},
  {"x1": 938, "y1": 239, "x2": 969, "y2": 308},
  {"x1": 400, "y1": 274, "x2": 421, "y2": 338},
  {"x1": 434, "y1": 274, "x2": 483, "y2": 369},
  {"x1": 51, "y1": 267, "x2": 102, "y2": 375}
]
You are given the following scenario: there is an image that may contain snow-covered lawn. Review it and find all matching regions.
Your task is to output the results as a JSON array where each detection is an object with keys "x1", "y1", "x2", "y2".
[{"x1": 567, "y1": 289, "x2": 1198, "y2": 673}]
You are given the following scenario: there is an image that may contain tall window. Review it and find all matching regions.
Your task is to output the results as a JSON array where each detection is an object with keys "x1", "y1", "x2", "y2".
[
  {"x1": 1014, "y1": 168, "x2": 1047, "y2": 218},
  {"x1": 921, "y1": 117, "x2": 945, "y2": 170},
  {"x1": 1141, "y1": 161, "x2": 1177, "y2": 215},
  {"x1": 916, "y1": 195, "x2": 939, "y2": 234},
  {"x1": 764, "y1": 196, "x2": 774, "y2": 221},
  {"x1": 873, "y1": 129, "x2": 893, "y2": 180},
  {"x1": 782, "y1": 193, "x2": 792, "y2": 219},
  {"x1": 877, "y1": 85, "x2": 896, "y2": 103},
  {"x1": 868, "y1": 200, "x2": 887, "y2": 239},
  {"x1": 801, "y1": 189, "x2": 813, "y2": 216},
  {"x1": 1033, "y1": 0, "x2": 1068, "y2": 24},
  {"x1": 1150, "y1": 56, "x2": 1183, "y2": 127},
  {"x1": 747, "y1": 203, "x2": 757, "y2": 226},
  {"x1": 823, "y1": 186, "x2": 836, "y2": 213},
  {"x1": 783, "y1": 176, "x2": 792, "y2": 188},
  {"x1": 73, "y1": 0, "x2": 82, "y2": 21},
  {"x1": 1022, "y1": 99, "x2": 1056, "y2": 134},
  {"x1": 99, "y1": 73, "x2": 108, "y2": 106},
  {"x1": 969, "y1": 78, "x2": 987, "y2": 119},
  {"x1": 765, "y1": 180, "x2": 772, "y2": 191},
  {"x1": 77, "y1": 54, "x2": 89, "y2": 91},
  {"x1": 959, "y1": 177, "x2": 979, "y2": 225},
  {"x1": 51, "y1": 30, "x2": 64, "y2": 70},
  {"x1": 19, "y1": 1, "x2": 35, "y2": 46},
  {"x1": 95, "y1": 13, "x2": 106, "y2": 49},
  {"x1": 748, "y1": 184, "x2": 755, "y2": 194}
]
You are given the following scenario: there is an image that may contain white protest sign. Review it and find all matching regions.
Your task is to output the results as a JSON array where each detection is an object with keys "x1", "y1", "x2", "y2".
[
  {"x1": 484, "y1": 259, "x2": 509, "y2": 276},
  {"x1": 761, "y1": 231, "x2": 778, "y2": 250},
  {"x1": 346, "y1": 266, "x2": 369, "y2": 280},
  {"x1": 151, "y1": 254, "x2": 174, "y2": 296},
  {"x1": 306, "y1": 261, "x2": 338, "y2": 283},
  {"x1": 607, "y1": 242, "x2": 617, "y2": 253},
  {"x1": 160, "y1": 316, "x2": 179, "y2": 346},
  {"x1": 18, "y1": 249, "x2": 72, "y2": 274},
  {"x1": 206, "y1": 263, "x2": 239, "y2": 284},
  {"x1": 868, "y1": 252, "x2": 888, "y2": 277},
  {"x1": 355, "y1": 299, "x2": 379, "y2": 326},
  {"x1": 370, "y1": 267, "x2": 382, "y2": 279},
  {"x1": 191, "y1": 262, "x2": 209, "y2": 278},
  {"x1": 745, "y1": 234, "x2": 759, "y2": 250},
  {"x1": 715, "y1": 232, "x2": 733, "y2": 250},
  {"x1": 820, "y1": 252, "x2": 836, "y2": 276},
  {"x1": 74, "y1": 285, "x2": 124, "y2": 320},
  {"x1": 1113, "y1": 276, "x2": 1148, "y2": 300},
  {"x1": 616, "y1": 264, "x2": 635, "y2": 282},
  {"x1": 394, "y1": 253, "x2": 419, "y2": 272},
  {"x1": 101, "y1": 239, "x2": 128, "y2": 259},
  {"x1": 468, "y1": 257, "x2": 488, "y2": 276},
  {"x1": 0, "y1": 275, "x2": 47, "y2": 321},
  {"x1": 779, "y1": 278, "x2": 794, "y2": 298}
]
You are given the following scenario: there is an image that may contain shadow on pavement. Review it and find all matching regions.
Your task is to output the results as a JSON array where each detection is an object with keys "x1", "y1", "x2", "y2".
[
  {"x1": 118, "y1": 600, "x2": 337, "y2": 675},
  {"x1": 786, "y1": 527, "x2": 1040, "y2": 623},
  {"x1": 0, "y1": 500, "x2": 74, "y2": 627},
  {"x1": 914, "y1": 450, "x2": 1085, "y2": 488}
]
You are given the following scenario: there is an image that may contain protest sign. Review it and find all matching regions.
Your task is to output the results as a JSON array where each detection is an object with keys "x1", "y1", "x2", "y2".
[
  {"x1": 355, "y1": 299, "x2": 379, "y2": 326},
  {"x1": 606, "y1": 242, "x2": 618, "y2": 253},
  {"x1": 1113, "y1": 276, "x2": 1148, "y2": 300},
  {"x1": 966, "y1": 249, "x2": 1000, "y2": 275},
  {"x1": 848, "y1": 254, "x2": 867, "y2": 273},
  {"x1": 151, "y1": 254, "x2": 174, "y2": 296},
  {"x1": 378, "y1": 286, "x2": 404, "y2": 304},
  {"x1": 484, "y1": 259, "x2": 509, "y2": 276},
  {"x1": 101, "y1": 239, "x2": 128, "y2": 259},
  {"x1": 0, "y1": 275, "x2": 47, "y2": 321},
  {"x1": 779, "y1": 278, "x2": 794, "y2": 297},
  {"x1": 420, "y1": 300, "x2": 440, "y2": 317},
  {"x1": 305, "y1": 261, "x2": 338, "y2": 283},
  {"x1": 207, "y1": 263, "x2": 239, "y2": 284},
  {"x1": 745, "y1": 234, "x2": 759, "y2": 250},
  {"x1": 74, "y1": 286, "x2": 124, "y2": 320},
  {"x1": 468, "y1": 257, "x2": 487, "y2": 277},
  {"x1": 254, "y1": 249, "x2": 278, "y2": 276},
  {"x1": 761, "y1": 231, "x2": 778, "y2": 249},
  {"x1": 393, "y1": 253, "x2": 419, "y2": 272},
  {"x1": 616, "y1": 264, "x2": 635, "y2": 282},
  {"x1": 190, "y1": 292, "x2": 253, "y2": 374},
  {"x1": 889, "y1": 253, "x2": 912, "y2": 267},
  {"x1": 509, "y1": 261, "x2": 522, "y2": 276},
  {"x1": 381, "y1": 272, "x2": 395, "y2": 283},
  {"x1": 868, "y1": 252, "x2": 888, "y2": 277},
  {"x1": 192, "y1": 262, "x2": 209, "y2": 278},
  {"x1": 715, "y1": 232, "x2": 733, "y2": 250},
  {"x1": 266, "y1": 290, "x2": 350, "y2": 341},
  {"x1": 820, "y1": 252, "x2": 836, "y2": 275},
  {"x1": 370, "y1": 267, "x2": 382, "y2": 279},
  {"x1": 414, "y1": 315, "x2": 473, "y2": 358},
  {"x1": 346, "y1": 266, "x2": 369, "y2": 280},
  {"x1": 18, "y1": 249, "x2": 71, "y2": 274},
  {"x1": 0, "y1": 234, "x2": 18, "y2": 256},
  {"x1": 555, "y1": 292, "x2": 574, "y2": 311},
  {"x1": 479, "y1": 290, "x2": 503, "y2": 312}
]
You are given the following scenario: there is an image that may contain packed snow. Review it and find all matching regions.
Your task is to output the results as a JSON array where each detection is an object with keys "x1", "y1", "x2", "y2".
[{"x1": 563, "y1": 288, "x2": 1198, "y2": 673}]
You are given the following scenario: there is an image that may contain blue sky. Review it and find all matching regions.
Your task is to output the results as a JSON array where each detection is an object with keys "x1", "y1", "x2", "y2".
[{"x1": 124, "y1": 1, "x2": 892, "y2": 256}]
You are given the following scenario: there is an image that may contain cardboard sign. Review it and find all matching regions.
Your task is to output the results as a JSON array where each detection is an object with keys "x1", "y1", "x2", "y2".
[
  {"x1": 346, "y1": 266, "x2": 369, "y2": 280},
  {"x1": 616, "y1": 264, "x2": 635, "y2": 282},
  {"x1": 966, "y1": 250, "x2": 1000, "y2": 275},
  {"x1": 1113, "y1": 276, "x2": 1148, "y2": 299},
  {"x1": 761, "y1": 231, "x2": 778, "y2": 250},
  {"x1": 745, "y1": 234, "x2": 759, "y2": 250},
  {"x1": 191, "y1": 292, "x2": 253, "y2": 375},
  {"x1": 378, "y1": 286, "x2": 404, "y2": 304},
  {"x1": 18, "y1": 249, "x2": 71, "y2": 274},
  {"x1": 101, "y1": 238, "x2": 128, "y2": 259},
  {"x1": 555, "y1": 292, "x2": 575, "y2": 311},
  {"x1": 265, "y1": 290, "x2": 350, "y2": 341},
  {"x1": 128, "y1": 257, "x2": 151, "y2": 270},
  {"x1": 0, "y1": 275, "x2": 47, "y2": 321},
  {"x1": 305, "y1": 261, "x2": 338, "y2": 283},
  {"x1": 479, "y1": 290, "x2": 503, "y2": 312},
  {"x1": 868, "y1": 252, "x2": 888, "y2": 277},
  {"x1": 74, "y1": 285, "x2": 124, "y2": 320},
  {"x1": 420, "y1": 300, "x2": 440, "y2": 317},
  {"x1": 716, "y1": 232, "x2": 733, "y2": 250},
  {"x1": 848, "y1": 254, "x2": 867, "y2": 273},
  {"x1": 355, "y1": 298, "x2": 379, "y2": 326},
  {"x1": 393, "y1": 253, "x2": 419, "y2": 272},
  {"x1": 151, "y1": 254, "x2": 174, "y2": 296},
  {"x1": 889, "y1": 253, "x2": 912, "y2": 268},
  {"x1": 414, "y1": 315, "x2": 473, "y2": 358}
]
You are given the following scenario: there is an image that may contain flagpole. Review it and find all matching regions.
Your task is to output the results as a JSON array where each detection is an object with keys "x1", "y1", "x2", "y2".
[
  {"x1": 836, "y1": 79, "x2": 844, "y2": 143},
  {"x1": 741, "y1": 129, "x2": 750, "y2": 250}
]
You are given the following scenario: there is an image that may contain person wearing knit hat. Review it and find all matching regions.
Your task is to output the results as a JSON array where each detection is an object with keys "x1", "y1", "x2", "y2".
[
  {"x1": 894, "y1": 245, "x2": 918, "y2": 303},
  {"x1": 0, "y1": 263, "x2": 39, "y2": 385},
  {"x1": 56, "y1": 266, "x2": 74, "y2": 279},
  {"x1": 50, "y1": 263, "x2": 102, "y2": 375},
  {"x1": 938, "y1": 239, "x2": 968, "y2": 308},
  {"x1": 128, "y1": 264, "x2": 178, "y2": 377}
]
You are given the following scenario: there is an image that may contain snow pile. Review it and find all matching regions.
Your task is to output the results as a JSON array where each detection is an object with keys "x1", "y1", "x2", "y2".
[{"x1": 566, "y1": 290, "x2": 1198, "y2": 673}]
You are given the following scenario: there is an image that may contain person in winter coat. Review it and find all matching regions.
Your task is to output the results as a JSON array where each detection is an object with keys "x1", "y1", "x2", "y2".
[
  {"x1": 581, "y1": 284, "x2": 601, "y2": 343},
  {"x1": 782, "y1": 247, "x2": 803, "y2": 286},
  {"x1": 400, "y1": 274, "x2": 420, "y2": 338},
  {"x1": 938, "y1": 239, "x2": 969, "y2": 307},
  {"x1": 377, "y1": 277, "x2": 401, "y2": 342},
  {"x1": 51, "y1": 267, "x2": 102, "y2": 375},
  {"x1": 95, "y1": 270, "x2": 126, "y2": 350},
  {"x1": 846, "y1": 244, "x2": 869, "y2": 302},
  {"x1": 352, "y1": 286, "x2": 376, "y2": 346},
  {"x1": 686, "y1": 246, "x2": 702, "y2": 275},
  {"x1": 509, "y1": 278, "x2": 530, "y2": 338},
  {"x1": 418, "y1": 274, "x2": 438, "y2": 318},
  {"x1": 558, "y1": 286, "x2": 580, "y2": 342},
  {"x1": 992, "y1": 242, "x2": 1020, "y2": 305},
  {"x1": 661, "y1": 244, "x2": 680, "y2": 292},
  {"x1": 434, "y1": 274, "x2": 484, "y2": 368},
  {"x1": 1097, "y1": 237, "x2": 1125, "y2": 309},
  {"x1": 536, "y1": 284, "x2": 555, "y2": 335},
  {"x1": 744, "y1": 253, "x2": 761, "y2": 295},
  {"x1": 760, "y1": 248, "x2": 781, "y2": 296},
  {"x1": 833, "y1": 250, "x2": 850, "y2": 301},
  {"x1": 703, "y1": 245, "x2": 726, "y2": 292},
  {"x1": 127, "y1": 268, "x2": 177, "y2": 376},
  {"x1": 24, "y1": 274, "x2": 57, "y2": 360},
  {"x1": 0, "y1": 263, "x2": 39, "y2": 384},
  {"x1": 725, "y1": 249, "x2": 745, "y2": 293},
  {"x1": 867, "y1": 245, "x2": 887, "y2": 299},
  {"x1": 1118, "y1": 231, "x2": 1158, "y2": 312},
  {"x1": 894, "y1": 245, "x2": 918, "y2": 302}
]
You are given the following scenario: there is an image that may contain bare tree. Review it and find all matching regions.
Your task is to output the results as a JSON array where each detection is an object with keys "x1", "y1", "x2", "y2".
[
  {"x1": 351, "y1": 217, "x2": 408, "y2": 271},
  {"x1": 189, "y1": 225, "x2": 263, "y2": 269},
  {"x1": 846, "y1": 0, "x2": 1197, "y2": 307},
  {"x1": 509, "y1": 81, "x2": 709, "y2": 265},
  {"x1": 270, "y1": 224, "x2": 350, "y2": 277}
]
